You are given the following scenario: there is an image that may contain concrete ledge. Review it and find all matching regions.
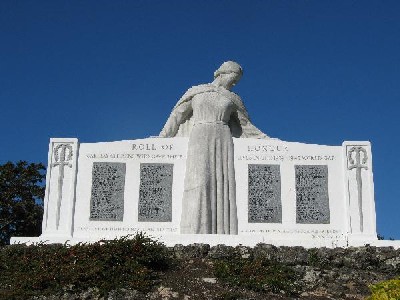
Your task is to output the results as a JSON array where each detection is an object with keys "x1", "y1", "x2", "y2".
[{"x1": 10, "y1": 235, "x2": 400, "y2": 249}]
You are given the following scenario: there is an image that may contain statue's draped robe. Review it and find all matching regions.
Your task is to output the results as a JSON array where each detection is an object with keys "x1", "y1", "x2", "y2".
[{"x1": 160, "y1": 84, "x2": 269, "y2": 234}]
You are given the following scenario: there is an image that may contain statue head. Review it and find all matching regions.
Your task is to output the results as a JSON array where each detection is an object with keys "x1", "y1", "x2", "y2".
[
  {"x1": 214, "y1": 61, "x2": 243, "y2": 80},
  {"x1": 213, "y1": 61, "x2": 243, "y2": 89}
]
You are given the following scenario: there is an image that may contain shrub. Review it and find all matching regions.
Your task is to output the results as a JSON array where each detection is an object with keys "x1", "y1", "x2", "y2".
[
  {"x1": 213, "y1": 254, "x2": 302, "y2": 296},
  {"x1": 0, "y1": 233, "x2": 171, "y2": 299},
  {"x1": 368, "y1": 277, "x2": 400, "y2": 300}
]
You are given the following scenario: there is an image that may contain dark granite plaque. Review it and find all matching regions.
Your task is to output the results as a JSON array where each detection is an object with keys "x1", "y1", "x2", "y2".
[
  {"x1": 90, "y1": 162, "x2": 126, "y2": 221},
  {"x1": 248, "y1": 164, "x2": 282, "y2": 223},
  {"x1": 295, "y1": 165, "x2": 330, "y2": 224},
  {"x1": 138, "y1": 163, "x2": 173, "y2": 222}
]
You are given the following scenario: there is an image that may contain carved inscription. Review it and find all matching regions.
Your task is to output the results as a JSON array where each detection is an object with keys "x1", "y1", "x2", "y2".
[
  {"x1": 295, "y1": 165, "x2": 330, "y2": 224},
  {"x1": 86, "y1": 153, "x2": 183, "y2": 160},
  {"x1": 248, "y1": 164, "x2": 282, "y2": 223},
  {"x1": 90, "y1": 162, "x2": 126, "y2": 221},
  {"x1": 139, "y1": 163, "x2": 173, "y2": 222}
]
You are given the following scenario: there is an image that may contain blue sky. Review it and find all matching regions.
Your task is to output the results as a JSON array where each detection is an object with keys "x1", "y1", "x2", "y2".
[{"x1": 1, "y1": 1, "x2": 399, "y2": 239}]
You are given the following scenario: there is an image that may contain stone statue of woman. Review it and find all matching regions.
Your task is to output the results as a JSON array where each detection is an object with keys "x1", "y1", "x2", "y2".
[{"x1": 160, "y1": 61, "x2": 270, "y2": 234}]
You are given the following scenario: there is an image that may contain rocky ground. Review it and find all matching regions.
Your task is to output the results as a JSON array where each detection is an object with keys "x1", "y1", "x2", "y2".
[{"x1": 30, "y1": 243, "x2": 400, "y2": 300}]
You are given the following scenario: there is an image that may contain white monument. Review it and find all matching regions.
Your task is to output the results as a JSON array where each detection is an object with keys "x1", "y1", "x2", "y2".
[{"x1": 11, "y1": 61, "x2": 399, "y2": 248}]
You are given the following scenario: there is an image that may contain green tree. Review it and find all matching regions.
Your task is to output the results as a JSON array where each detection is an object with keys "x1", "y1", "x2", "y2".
[{"x1": 0, "y1": 161, "x2": 45, "y2": 246}]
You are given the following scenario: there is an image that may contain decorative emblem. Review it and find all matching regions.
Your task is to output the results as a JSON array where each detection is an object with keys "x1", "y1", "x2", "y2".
[
  {"x1": 347, "y1": 146, "x2": 368, "y2": 232},
  {"x1": 51, "y1": 144, "x2": 73, "y2": 229}
]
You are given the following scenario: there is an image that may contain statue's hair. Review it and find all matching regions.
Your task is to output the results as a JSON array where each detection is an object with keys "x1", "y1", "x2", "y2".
[{"x1": 214, "y1": 61, "x2": 243, "y2": 79}]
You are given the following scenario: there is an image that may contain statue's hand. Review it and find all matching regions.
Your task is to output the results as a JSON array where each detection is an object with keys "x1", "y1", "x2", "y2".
[{"x1": 158, "y1": 129, "x2": 168, "y2": 138}]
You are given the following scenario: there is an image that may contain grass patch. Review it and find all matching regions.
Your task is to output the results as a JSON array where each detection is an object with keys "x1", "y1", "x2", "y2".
[{"x1": 0, "y1": 233, "x2": 171, "y2": 299}]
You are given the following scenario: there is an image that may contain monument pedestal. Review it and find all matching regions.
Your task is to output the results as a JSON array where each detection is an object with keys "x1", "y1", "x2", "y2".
[{"x1": 11, "y1": 137, "x2": 399, "y2": 248}]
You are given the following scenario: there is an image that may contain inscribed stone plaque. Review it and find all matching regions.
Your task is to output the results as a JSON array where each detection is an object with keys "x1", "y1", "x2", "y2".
[
  {"x1": 295, "y1": 165, "x2": 330, "y2": 224},
  {"x1": 90, "y1": 162, "x2": 126, "y2": 221},
  {"x1": 248, "y1": 164, "x2": 282, "y2": 223},
  {"x1": 138, "y1": 163, "x2": 173, "y2": 222}
]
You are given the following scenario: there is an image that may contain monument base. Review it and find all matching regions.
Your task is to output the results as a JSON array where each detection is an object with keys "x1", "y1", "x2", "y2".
[
  {"x1": 10, "y1": 234, "x2": 400, "y2": 249},
  {"x1": 10, "y1": 136, "x2": 389, "y2": 249}
]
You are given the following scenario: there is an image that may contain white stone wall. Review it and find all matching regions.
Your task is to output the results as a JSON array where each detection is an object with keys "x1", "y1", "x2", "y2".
[{"x1": 11, "y1": 137, "x2": 387, "y2": 248}]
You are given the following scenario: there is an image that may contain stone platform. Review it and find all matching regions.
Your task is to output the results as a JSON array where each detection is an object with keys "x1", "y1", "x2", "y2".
[{"x1": 12, "y1": 136, "x2": 400, "y2": 248}]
